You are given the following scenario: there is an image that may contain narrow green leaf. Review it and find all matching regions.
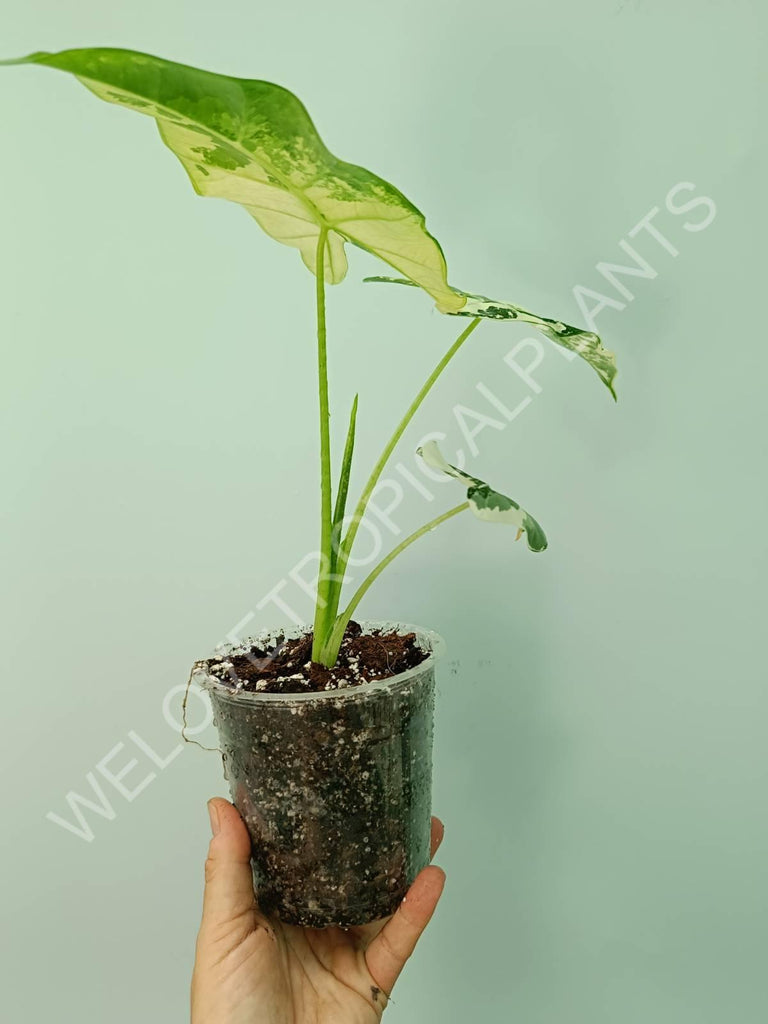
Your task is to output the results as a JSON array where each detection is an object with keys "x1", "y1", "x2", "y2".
[
  {"x1": 365, "y1": 276, "x2": 617, "y2": 398},
  {"x1": 2, "y1": 48, "x2": 464, "y2": 309},
  {"x1": 332, "y1": 393, "x2": 358, "y2": 557},
  {"x1": 416, "y1": 440, "x2": 547, "y2": 552},
  {"x1": 324, "y1": 393, "x2": 358, "y2": 643}
]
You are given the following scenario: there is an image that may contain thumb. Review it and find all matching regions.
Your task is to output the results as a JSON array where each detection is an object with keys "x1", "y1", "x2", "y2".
[{"x1": 201, "y1": 798, "x2": 256, "y2": 930}]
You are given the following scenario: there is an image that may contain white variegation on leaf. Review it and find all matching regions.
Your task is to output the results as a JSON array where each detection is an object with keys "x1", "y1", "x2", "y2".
[
  {"x1": 1, "y1": 48, "x2": 464, "y2": 309},
  {"x1": 2, "y1": 48, "x2": 617, "y2": 397},
  {"x1": 417, "y1": 441, "x2": 547, "y2": 552},
  {"x1": 365, "y1": 276, "x2": 617, "y2": 398}
]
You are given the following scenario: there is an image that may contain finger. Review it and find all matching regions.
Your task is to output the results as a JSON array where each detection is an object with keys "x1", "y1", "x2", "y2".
[
  {"x1": 200, "y1": 798, "x2": 256, "y2": 930},
  {"x1": 430, "y1": 816, "x2": 444, "y2": 859},
  {"x1": 365, "y1": 864, "x2": 446, "y2": 995}
]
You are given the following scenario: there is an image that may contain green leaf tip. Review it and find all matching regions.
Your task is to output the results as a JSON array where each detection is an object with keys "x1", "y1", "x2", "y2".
[
  {"x1": 0, "y1": 53, "x2": 48, "y2": 66},
  {"x1": 365, "y1": 275, "x2": 617, "y2": 398},
  {"x1": 2, "y1": 46, "x2": 463, "y2": 311},
  {"x1": 417, "y1": 440, "x2": 547, "y2": 552}
]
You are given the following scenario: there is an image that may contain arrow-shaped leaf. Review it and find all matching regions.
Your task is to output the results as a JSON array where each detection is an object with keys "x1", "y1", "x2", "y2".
[
  {"x1": 1, "y1": 48, "x2": 464, "y2": 310},
  {"x1": 366, "y1": 276, "x2": 617, "y2": 398},
  {"x1": 417, "y1": 440, "x2": 547, "y2": 552}
]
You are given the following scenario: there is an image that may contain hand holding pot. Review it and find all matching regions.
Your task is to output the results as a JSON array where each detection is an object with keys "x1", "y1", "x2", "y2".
[{"x1": 191, "y1": 798, "x2": 446, "y2": 1023}]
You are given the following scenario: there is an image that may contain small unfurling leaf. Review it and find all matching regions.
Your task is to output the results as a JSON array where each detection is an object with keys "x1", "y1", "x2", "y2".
[{"x1": 417, "y1": 441, "x2": 547, "y2": 552}]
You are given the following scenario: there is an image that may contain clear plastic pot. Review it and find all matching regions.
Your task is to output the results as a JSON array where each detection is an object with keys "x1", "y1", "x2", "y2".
[{"x1": 194, "y1": 621, "x2": 442, "y2": 928}]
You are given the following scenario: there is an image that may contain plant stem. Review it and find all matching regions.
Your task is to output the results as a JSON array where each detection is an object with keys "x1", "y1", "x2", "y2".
[
  {"x1": 325, "y1": 316, "x2": 482, "y2": 628},
  {"x1": 311, "y1": 227, "x2": 333, "y2": 660},
  {"x1": 319, "y1": 501, "x2": 470, "y2": 664}
]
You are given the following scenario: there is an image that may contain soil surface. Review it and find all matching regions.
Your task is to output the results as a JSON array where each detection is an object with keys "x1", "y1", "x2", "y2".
[{"x1": 206, "y1": 620, "x2": 428, "y2": 694}]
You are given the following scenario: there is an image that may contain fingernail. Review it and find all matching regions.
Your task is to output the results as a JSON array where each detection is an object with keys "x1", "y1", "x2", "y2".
[{"x1": 207, "y1": 800, "x2": 220, "y2": 836}]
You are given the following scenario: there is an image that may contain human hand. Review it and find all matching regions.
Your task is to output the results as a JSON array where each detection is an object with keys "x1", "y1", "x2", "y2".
[{"x1": 191, "y1": 798, "x2": 446, "y2": 1023}]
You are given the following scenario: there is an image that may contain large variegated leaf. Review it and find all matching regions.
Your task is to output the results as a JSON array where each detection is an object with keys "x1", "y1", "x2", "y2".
[
  {"x1": 0, "y1": 48, "x2": 463, "y2": 308},
  {"x1": 417, "y1": 441, "x2": 547, "y2": 552},
  {"x1": 366, "y1": 275, "x2": 617, "y2": 398}
]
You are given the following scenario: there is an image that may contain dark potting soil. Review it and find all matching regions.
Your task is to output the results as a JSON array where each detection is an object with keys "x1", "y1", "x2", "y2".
[{"x1": 205, "y1": 620, "x2": 428, "y2": 694}]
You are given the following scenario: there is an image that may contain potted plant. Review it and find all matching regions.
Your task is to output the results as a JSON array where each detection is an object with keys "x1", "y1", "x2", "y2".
[{"x1": 2, "y1": 47, "x2": 617, "y2": 927}]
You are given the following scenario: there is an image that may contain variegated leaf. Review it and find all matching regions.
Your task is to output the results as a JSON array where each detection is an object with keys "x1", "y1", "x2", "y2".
[
  {"x1": 366, "y1": 275, "x2": 617, "y2": 398},
  {"x1": 417, "y1": 440, "x2": 547, "y2": 552},
  {"x1": 1, "y1": 48, "x2": 463, "y2": 309}
]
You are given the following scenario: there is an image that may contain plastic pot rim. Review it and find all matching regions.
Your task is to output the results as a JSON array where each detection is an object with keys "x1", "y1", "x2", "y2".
[{"x1": 194, "y1": 620, "x2": 445, "y2": 705}]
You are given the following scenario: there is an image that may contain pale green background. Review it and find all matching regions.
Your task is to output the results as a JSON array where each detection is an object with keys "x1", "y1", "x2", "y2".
[{"x1": 1, "y1": 1, "x2": 766, "y2": 1021}]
